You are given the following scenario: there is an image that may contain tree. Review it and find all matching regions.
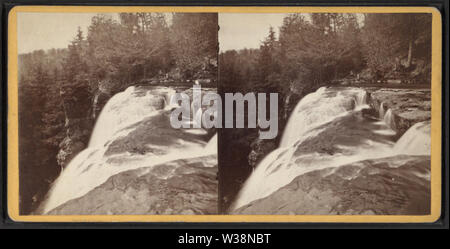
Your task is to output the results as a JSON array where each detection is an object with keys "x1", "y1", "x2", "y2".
[
  {"x1": 18, "y1": 55, "x2": 65, "y2": 214},
  {"x1": 64, "y1": 27, "x2": 88, "y2": 82},
  {"x1": 171, "y1": 13, "x2": 218, "y2": 79},
  {"x1": 256, "y1": 27, "x2": 279, "y2": 89},
  {"x1": 362, "y1": 13, "x2": 431, "y2": 81}
]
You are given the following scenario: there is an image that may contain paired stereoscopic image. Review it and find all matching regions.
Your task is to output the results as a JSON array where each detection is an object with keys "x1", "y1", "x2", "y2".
[{"x1": 17, "y1": 11, "x2": 432, "y2": 216}]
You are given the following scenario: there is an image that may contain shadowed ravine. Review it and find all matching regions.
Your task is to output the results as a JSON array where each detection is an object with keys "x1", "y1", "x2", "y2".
[{"x1": 232, "y1": 87, "x2": 431, "y2": 215}]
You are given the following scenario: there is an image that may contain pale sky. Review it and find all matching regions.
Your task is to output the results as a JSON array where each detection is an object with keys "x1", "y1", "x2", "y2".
[
  {"x1": 19, "y1": 12, "x2": 285, "y2": 54},
  {"x1": 219, "y1": 13, "x2": 364, "y2": 52},
  {"x1": 17, "y1": 12, "x2": 117, "y2": 54},
  {"x1": 18, "y1": 12, "x2": 363, "y2": 54},
  {"x1": 219, "y1": 13, "x2": 287, "y2": 52},
  {"x1": 18, "y1": 12, "x2": 284, "y2": 54}
]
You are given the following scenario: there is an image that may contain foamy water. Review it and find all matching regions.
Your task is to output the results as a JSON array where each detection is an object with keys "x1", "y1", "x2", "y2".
[
  {"x1": 89, "y1": 86, "x2": 176, "y2": 147},
  {"x1": 280, "y1": 87, "x2": 369, "y2": 147},
  {"x1": 394, "y1": 120, "x2": 431, "y2": 155},
  {"x1": 42, "y1": 86, "x2": 216, "y2": 214},
  {"x1": 233, "y1": 87, "x2": 431, "y2": 210}
]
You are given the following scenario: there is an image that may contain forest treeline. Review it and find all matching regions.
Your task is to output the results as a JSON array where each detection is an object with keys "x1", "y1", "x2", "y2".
[
  {"x1": 219, "y1": 13, "x2": 432, "y2": 211},
  {"x1": 18, "y1": 13, "x2": 218, "y2": 214},
  {"x1": 220, "y1": 13, "x2": 431, "y2": 93}
]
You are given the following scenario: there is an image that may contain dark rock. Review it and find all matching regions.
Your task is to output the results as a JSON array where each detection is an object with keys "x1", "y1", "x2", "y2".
[
  {"x1": 367, "y1": 88, "x2": 431, "y2": 136},
  {"x1": 58, "y1": 83, "x2": 96, "y2": 168},
  {"x1": 60, "y1": 84, "x2": 92, "y2": 119},
  {"x1": 92, "y1": 90, "x2": 111, "y2": 120},
  {"x1": 248, "y1": 139, "x2": 277, "y2": 169}
]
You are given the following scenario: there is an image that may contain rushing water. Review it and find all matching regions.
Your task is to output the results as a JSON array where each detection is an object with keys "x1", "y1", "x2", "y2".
[
  {"x1": 233, "y1": 87, "x2": 431, "y2": 210},
  {"x1": 89, "y1": 86, "x2": 177, "y2": 147},
  {"x1": 42, "y1": 86, "x2": 216, "y2": 214},
  {"x1": 394, "y1": 120, "x2": 431, "y2": 155}
]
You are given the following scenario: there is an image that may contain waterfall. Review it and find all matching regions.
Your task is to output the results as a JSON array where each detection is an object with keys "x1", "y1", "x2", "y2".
[
  {"x1": 232, "y1": 87, "x2": 429, "y2": 211},
  {"x1": 89, "y1": 86, "x2": 178, "y2": 147},
  {"x1": 354, "y1": 90, "x2": 368, "y2": 107},
  {"x1": 89, "y1": 86, "x2": 174, "y2": 147},
  {"x1": 394, "y1": 120, "x2": 431, "y2": 155},
  {"x1": 92, "y1": 93, "x2": 99, "y2": 119},
  {"x1": 378, "y1": 101, "x2": 395, "y2": 130},
  {"x1": 280, "y1": 87, "x2": 369, "y2": 147},
  {"x1": 42, "y1": 86, "x2": 215, "y2": 214},
  {"x1": 383, "y1": 109, "x2": 396, "y2": 130},
  {"x1": 379, "y1": 102, "x2": 386, "y2": 120}
]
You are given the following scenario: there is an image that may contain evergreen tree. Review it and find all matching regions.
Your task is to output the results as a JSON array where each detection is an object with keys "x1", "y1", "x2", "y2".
[
  {"x1": 171, "y1": 13, "x2": 218, "y2": 79},
  {"x1": 362, "y1": 13, "x2": 431, "y2": 81}
]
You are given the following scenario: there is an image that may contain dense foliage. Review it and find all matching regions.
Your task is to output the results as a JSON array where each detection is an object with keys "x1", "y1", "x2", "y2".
[{"x1": 220, "y1": 13, "x2": 431, "y2": 93}]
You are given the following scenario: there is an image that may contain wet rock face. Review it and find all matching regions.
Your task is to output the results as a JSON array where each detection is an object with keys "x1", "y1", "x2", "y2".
[
  {"x1": 233, "y1": 155, "x2": 430, "y2": 215},
  {"x1": 367, "y1": 88, "x2": 431, "y2": 136},
  {"x1": 92, "y1": 90, "x2": 111, "y2": 120},
  {"x1": 58, "y1": 84, "x2": 95, "y2": 168},
  {"x1": 57, "y1": 136, "x2": 85, "y2": 167},
  {"x1": 248, "y1": 139, "x2": 277, "y2": 169},
  {"x1": 48, "y1": 155, "x2": 218, "y2": 215},
  {"x1": 44, "y1": 86, "x2": 218, "y2": 215}
]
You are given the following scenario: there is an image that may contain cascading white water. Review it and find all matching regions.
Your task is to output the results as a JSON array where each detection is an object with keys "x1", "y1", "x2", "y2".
[
  {"x1": 378, "y1": 101, "x2": 396, "y2": 130},
  {"x1": 394, "y1": 120, "x2": 431, "y2": 155},
  {"x1": 379, "y1": 102, "x2": 386, "y2": 120},
  {"x1": 383, "y1": 109, "x2": 395, "y2": 130},
  {"x1": 355, "y1": 90, "x2": 368, "y2": 107},
  {"x1": 232, "y1": 87, "x2": 430, "y2": 210},
  {"x1": 280, "y1": 87, "x2": 369, "y2": 147},
  {"x1": 42, "y1": 86, "x2": 215, "y2": 214},
  {"x1": 89, "y1": 86, "x2": 176, "y2": 147}
]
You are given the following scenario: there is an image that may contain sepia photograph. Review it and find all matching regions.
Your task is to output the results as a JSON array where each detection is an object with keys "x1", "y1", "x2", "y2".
[
  {"x1": 17, "y1": 12, "x2": 218, "y2": 215},
  {"x1": 219, "y1": 12, "x2": 433, "y2": 215},
  {"x1": 6, "y1": 5, "x2": 442, "y2": 224}
]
